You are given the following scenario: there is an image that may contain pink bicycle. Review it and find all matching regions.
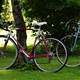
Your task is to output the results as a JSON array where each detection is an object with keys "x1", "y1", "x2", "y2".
[{"x1": 0, "y1": 21, "x2": 67, "y2": 72}]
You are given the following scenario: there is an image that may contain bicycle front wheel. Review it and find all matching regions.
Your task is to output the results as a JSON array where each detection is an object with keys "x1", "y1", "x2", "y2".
[
  {"x1": 33, "y1": 38, "x2": 67, "y2": 72},
  {"x1": 61, "y1": 35, "x2": 80, "y2": 67},
  {"x1": 0, "y1": 35, "x2": 18, "y2": 69}
]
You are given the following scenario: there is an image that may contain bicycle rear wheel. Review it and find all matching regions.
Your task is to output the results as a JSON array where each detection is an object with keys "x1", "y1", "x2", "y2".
[
  {"x1": 61, "y1": 35, "x2": 80, "y2": 67},
  {"x1": 33, "y1": 38, "x2": 67, "y2": 72},
  {"x1": 0, "y1": 35, "x2": 18, "y2": 69}
]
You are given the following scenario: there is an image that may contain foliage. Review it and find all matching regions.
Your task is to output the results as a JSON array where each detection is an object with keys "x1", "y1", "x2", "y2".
[
  {"x1": 0, "y1": 0, "x2": 4, "y2": 12},
  {"x1": 0, "y1": 0, "x2": 4, "y2": 18},
  {"x1": 21, "y1": 0, "x2": 80, "y2": 39},
  {"x1": 1, "y1": 0, "x2": 80, "y2": 38},
  {"x1": 1, "y1": 0, "x2": 13, "y2": 22}
]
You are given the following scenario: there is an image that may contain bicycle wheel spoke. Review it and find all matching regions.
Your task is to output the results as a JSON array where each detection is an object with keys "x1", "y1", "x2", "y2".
[{"x1": 34, "y1": 38, "x2": 67, "y2": 72}]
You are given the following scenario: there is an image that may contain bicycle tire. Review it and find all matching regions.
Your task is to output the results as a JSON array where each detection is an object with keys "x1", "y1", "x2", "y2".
[
  {"x1": 65, "y1": 19, "x2": 78, "y2": 35},
  {"x1": 61, "y1": 35, "x2": 80, "y2": 67},
  {"x1": 0, "y1": 35, "x2": 18, "y2": 69},
  {"x1": 33, "y1": 38, "x2": 68, "y2": 72}
]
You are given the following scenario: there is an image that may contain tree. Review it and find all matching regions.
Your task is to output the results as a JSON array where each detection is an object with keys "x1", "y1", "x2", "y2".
[
  {"x1": 22, "y1": 0, "x2": 80, "y2": 39},
  {"x1": 11, "y1": 0, "x2": 27, "y2": 64},
  {"x1": 11, "y1": 0, "x2": 27, "y2": 49}
]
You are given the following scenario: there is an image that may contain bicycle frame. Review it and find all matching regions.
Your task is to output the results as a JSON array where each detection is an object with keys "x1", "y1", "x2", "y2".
[
  {"x1": 71, "y1": 22, "x2": 80, "y2": 51},
  {"x1": 0, "y1": 21, "x2": 68, "y2": 72},
  {"x1": 4, "y1": 27, "x2": 50, "y2": 60}
]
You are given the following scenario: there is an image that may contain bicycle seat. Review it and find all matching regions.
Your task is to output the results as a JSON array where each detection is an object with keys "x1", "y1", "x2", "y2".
[{"x1": 32, "y1": 20, "x2": 47, "y2": 26}]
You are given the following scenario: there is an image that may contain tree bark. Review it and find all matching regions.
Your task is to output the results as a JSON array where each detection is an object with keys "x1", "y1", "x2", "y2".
[{"x1": 11, "y1": 0, "x2": 27, "y2": 64}]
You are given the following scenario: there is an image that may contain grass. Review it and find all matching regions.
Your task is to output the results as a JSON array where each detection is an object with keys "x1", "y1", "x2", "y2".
[
  {"x1": 0, "y1": 67, "x2": 80, "y2": 80},
  {"x1": 0, "y1": 30, "x2": 80, "y2": 80},
  {"x1": 0, "y1": 46, "x2": 80, "y2": 80}
]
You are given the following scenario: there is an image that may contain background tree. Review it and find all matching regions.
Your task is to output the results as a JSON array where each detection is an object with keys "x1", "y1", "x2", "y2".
[
  {"x1": 0, "y1": 0, "x2": 4, "y2": 18},
  {"x1": 1, "y1": 0, "x2": 80, "y2": 46},
  {"x1": 22, "y1": 0, "x2": 80, "y2": 39}
]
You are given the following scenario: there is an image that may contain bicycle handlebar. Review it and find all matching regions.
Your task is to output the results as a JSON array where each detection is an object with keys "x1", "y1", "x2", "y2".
[{"x1": 0, "y1": 21, "x2": 47, "y2": 32}]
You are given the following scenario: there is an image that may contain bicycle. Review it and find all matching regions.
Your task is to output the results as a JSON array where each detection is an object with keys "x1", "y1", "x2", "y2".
[
  {"x1": 61, "y1": 18, "x2": 80, "y2": 67},
  {"x1": 0, "y1": 21, "x2": 67, "y2": 72}
]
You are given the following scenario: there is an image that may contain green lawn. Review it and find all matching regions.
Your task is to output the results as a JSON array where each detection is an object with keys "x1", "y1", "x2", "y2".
[
  {"x1": 0, "y1": 67, "x2": 80, "y2": 80},
  {"x1": 0, "y1": 30, "x2": 80, "y2": 80},
  {"x1": 0, "y1": 45, "x2": 80, "y2": 80}
]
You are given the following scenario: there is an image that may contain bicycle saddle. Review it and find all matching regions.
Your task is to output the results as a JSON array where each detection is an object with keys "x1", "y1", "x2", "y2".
[{"x1": 32, "y1": 20, "x2": 47, "y2": 26}]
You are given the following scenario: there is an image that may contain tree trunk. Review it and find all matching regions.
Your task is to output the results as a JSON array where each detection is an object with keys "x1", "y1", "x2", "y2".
[{"x1": 11, "y1": 0, "x2": 27, "y2": 64}]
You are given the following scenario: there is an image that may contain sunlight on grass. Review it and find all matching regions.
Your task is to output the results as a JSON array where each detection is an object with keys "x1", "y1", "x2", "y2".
[
  {"x1": 0, "y1": 70, "x2": 12, "y2": 75},
  {"x1": 27, "y1": 30, "x2": 35, "y2": 46}
]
